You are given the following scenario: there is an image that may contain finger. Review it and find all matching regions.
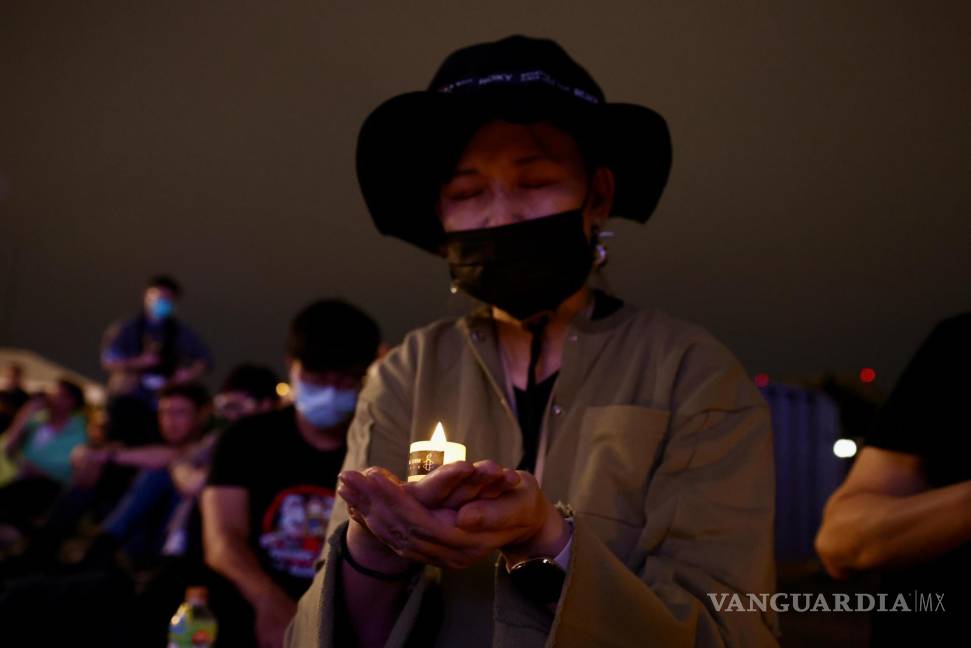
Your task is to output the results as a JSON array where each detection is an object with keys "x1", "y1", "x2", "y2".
[
  {"x1": 364, "y1": 471, "x2": 489, "y2": 551},
  {"x1": 346, "y1": 506, "x2": 371, "y2": 533},
  {"x1": 367, "y1": 509, "x2": 493, "y2": 570},
  {"x1": 337, "y1": 478, "x2": 371, "y2": 516},
  {"x1": 439, "y1": 461, "x2": 506, "y2": 509},
  {"x1": 364, "y1": 512, "x2": 477, "y2": 569},
  {"x1": 340, "y1": 467, "x2": 398, "y2": 514},
  {"x1": 362, "y1": 467, "x2": 525, "y2": 556},
  {"x1": 455, "y1": 485, "x2": 535, "y2": 533},
  {"x1": 338, "y1": 469, "x2": 369, "y2": 491},
  {"x1": 348, "y1": 481, "x2": 508, "y2": 565},
  {"x1": 406, "y1": 461, "x2": 475, "y2": 508},
  {"x1": 478, "y1": 469, "x2": 521, "y2": 499},
  {"x1": 363, "y1": 465, "x2": 403, "y2": 485}
]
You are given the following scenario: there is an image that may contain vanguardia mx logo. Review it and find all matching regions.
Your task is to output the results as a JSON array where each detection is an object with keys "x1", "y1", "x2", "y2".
[{"x1": 707, "y1": 592, "x2": 946, "y2": 613}]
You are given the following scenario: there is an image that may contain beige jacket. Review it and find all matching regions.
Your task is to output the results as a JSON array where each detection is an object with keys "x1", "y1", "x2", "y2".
[{"x1": 287, "y1": 295, "x2": 781, "y2": 647}]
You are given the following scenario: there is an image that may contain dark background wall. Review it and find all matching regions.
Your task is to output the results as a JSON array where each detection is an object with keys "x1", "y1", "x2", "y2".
[{"x1": 1, "y1": 1, "x2": 968, "y2": 388}]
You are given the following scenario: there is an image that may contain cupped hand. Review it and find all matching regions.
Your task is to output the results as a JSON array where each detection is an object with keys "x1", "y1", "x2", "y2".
[
  {"x1": 337, "y1": 464, "x2": 563, "y2": 571},
  {"x1": 406, "y1": 459, "x2": 521, "y2": 510},
  {"x1": 454, "y1": 470, "x2": 570, "y2": 564},
  {"x1": 338, "y1": 466, "x2": 487, "y2": 570}
]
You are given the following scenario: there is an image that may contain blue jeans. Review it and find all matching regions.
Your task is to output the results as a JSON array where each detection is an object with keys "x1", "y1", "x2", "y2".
[{"x1": 102, "y1": 468, "x2": 180, "y2": 559}]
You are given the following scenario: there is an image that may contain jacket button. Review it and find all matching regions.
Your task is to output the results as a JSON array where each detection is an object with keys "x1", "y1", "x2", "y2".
[
  {"x1": 471, "y1": 330, "x2": 483, "y2": 341},
  {"x1": 567, "y1": 333, "x2": 578, "y2": 342},
  {"x1": 552, "y1": 404, "x2": 563, "y2": 416}
]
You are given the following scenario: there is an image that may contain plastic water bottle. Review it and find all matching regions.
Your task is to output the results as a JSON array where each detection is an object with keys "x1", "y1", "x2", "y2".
[{"x1": 168, "y1": 586, "x2": 218, "y2": 648}]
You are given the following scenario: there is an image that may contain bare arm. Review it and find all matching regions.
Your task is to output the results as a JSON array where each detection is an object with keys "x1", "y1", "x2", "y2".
[
  {"x1": 170, "y1": 461, "x2": 208, "y2": 497},
  {"x1": 202, "y1": 486, "x2": 295, "y2": 648},
  {"x1": 101, "y1": 351, "x2": 159, "y2": 374},
  {"x1": 170, "y1": 359, "x2": 209, "y2": 385},
  {"x1": 111, "y1": 444, "x2": 181, "y2": 470},
  {"x1": 340, "y1": 520, "x2": 415, "y2": 648},
  {"x1": 815, "y1": 446, "x2": 971, "y2": 579}
]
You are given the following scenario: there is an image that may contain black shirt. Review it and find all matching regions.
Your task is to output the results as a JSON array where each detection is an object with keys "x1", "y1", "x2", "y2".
[
  {"x1": 207, "y1": 406, "x2": 345, "y2": 599},
  {"x1": 514, "y1": 372, "x2": 558, "y2": 472},
  {"x1": 864, "y1": 313, "x2": 971, "y2": 645},
  {"x1": 513, "y1": 289, "x2": 624, "y2": 473}
]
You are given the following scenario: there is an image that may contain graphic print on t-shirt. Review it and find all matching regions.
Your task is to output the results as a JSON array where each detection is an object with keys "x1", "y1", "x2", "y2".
[{"x1": 259, "y1": 484, "x2": 335, "y2": 580}]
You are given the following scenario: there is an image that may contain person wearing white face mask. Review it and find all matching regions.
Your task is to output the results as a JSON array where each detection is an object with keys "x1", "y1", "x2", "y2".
[{"x1": 201, "y1": 299, "x2": 382, "y2": 648}]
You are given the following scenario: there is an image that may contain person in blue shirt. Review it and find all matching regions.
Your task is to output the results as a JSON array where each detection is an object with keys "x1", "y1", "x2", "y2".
[
  {"x1": 0, "y1": 378, "x2": 88, "y2": 533},
  {"x1": 101, "y1": 275, "x2": 212, "y2": 409}
]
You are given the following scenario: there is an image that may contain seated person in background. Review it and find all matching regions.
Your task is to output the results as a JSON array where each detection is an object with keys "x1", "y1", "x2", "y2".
[
  {"x1": 131, "y1": 364, "x2": 282, "y2": 646},
  {"x1": 9, "y1": 398, "x2": 158, "y2": 565},
  {"x1": 71, "y1": 364, "x2": 279, "y2": 564},
  {"x1": 0, "y1": 363, "x2": 30, "y2": 485},
  {"x1": 79, "y1": 382, "x2": 213, "y2": 564},
  {"x1": 100, "y1": 275, "x2": 212, "y2": 409},
  {"x1": 0, "y1": 379, "x2": 87, "y2": 538},
  {"x1": 816, "y1": 313, "x2": 971, "y2": 647},
  {"x1": 164, "y1": 364, "x2": 282, "y2": 558},
  {"x1": 202, "y1": 299, "x2": 381, "y2": 648},
  {"x1": 0, "y1": 363, "x2": 30, "y2": 433},
  {"x1": 213, "y1": 364, "x2": 282, "y2": 426}
]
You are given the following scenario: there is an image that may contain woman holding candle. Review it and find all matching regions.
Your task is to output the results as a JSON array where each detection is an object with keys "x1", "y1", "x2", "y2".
[{"x1": 288, "y1": 36, "x2": 778, "y2": 648}]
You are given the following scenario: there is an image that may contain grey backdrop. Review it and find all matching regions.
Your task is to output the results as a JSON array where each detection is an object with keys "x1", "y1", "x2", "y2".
[{"x1": 1, "y1": 1, "x2": 968, "y2": 390}]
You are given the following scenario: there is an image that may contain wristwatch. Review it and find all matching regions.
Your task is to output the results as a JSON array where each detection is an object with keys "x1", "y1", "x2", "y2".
[
  {"x1": 507, "y1": 556, "x2": 566, "y2": 606},
  {"x1": 506, "y1": 502, "x2": 574, "y2": 606}
]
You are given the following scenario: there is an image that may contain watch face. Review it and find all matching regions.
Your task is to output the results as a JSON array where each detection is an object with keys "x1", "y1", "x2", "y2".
[{"x1": 509, "y1": 558, "x2": 566, "y2": 605}]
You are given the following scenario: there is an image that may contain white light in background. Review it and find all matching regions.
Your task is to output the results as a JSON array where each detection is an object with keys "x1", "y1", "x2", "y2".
[{"x1": 833, "y1": 438, "x2": 857, "y2": 459}]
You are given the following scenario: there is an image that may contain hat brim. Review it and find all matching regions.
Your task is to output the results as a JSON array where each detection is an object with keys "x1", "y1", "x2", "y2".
[{"x1": 356, "y1": 89, "x2": 672, "y2": 254}]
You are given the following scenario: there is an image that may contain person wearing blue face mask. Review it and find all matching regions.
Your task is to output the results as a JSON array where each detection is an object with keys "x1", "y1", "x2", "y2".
[
  {"x1": 291, "y1": 380, "x2": 359, "y2": 430},
  {"x1": 202, "y1": 299, "x2": 382, "y2": 648},
  {"x1": 101, "y1": 274, "x2": 213, "y2": 410}
]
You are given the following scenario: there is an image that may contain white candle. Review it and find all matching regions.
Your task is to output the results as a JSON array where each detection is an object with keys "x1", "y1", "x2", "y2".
[{"x1": 407, "y1": 421, "x2": 466, "y2": 482}]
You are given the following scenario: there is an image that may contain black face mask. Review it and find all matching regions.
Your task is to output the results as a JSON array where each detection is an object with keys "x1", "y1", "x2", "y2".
[{"x1": 444, "y1": 208, "x2": 595, "y2": 322}]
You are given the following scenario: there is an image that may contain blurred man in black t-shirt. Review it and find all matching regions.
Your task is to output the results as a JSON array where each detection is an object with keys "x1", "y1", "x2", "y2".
[
  {"x1": 816, "y1": 313, "x2": 971, "y2": 645},
  {"x1": 202, "y1": 300, "x2": 381, "y2": 648}
]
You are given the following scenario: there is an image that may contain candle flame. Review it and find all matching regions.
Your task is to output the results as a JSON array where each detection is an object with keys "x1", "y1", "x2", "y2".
[{"x1": 431, "y1": 421, "x2": 447, "y2": 444}]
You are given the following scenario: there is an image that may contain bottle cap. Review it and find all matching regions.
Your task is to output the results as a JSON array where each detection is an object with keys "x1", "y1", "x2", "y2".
[{"x1": 185, "y1": 586, "x2": 208, "y2": 604}]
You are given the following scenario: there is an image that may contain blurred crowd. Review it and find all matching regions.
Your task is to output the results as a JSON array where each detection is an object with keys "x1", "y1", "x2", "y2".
[
  {"x1": 2, "y1": 272, "x2": 968, "y2": 648},
  {"x1": 0, "y1": 274, "x2": 380, "y2": 648}
]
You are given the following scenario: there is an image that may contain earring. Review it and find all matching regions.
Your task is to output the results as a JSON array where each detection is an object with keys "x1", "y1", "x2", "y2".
[
  {"x1": 449, "y1": 281, "x2": 459, "y2": 294},
  {"x1": 593, "y1": 229, "x2": 613, "y2": 268}
]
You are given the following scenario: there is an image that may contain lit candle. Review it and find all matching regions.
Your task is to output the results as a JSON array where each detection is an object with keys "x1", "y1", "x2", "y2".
[{"x1": 407, "y1": 422, "x2": 466, "y2": 482}]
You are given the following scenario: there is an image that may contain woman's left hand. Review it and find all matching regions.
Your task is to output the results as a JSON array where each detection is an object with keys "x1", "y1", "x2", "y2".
[{"x1": 454, "y1": 469, "x2": 571, "y2": 564}]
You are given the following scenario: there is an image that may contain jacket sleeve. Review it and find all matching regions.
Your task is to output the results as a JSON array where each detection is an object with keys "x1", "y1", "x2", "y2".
[
  {"x1": 494, "y1": 334, "x2": 781, "y2": 648},
  {"x1": 286, "y1": 335, "x2": 439, "y2": 648}
]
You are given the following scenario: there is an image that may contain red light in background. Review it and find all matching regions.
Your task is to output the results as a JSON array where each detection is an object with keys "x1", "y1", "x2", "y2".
[
  {"x1": 860, "y1": 368, "x2": 876, "y2": 384},
  {"x1": 754, "y1": 373, "x2": 770, "y2": 388}
]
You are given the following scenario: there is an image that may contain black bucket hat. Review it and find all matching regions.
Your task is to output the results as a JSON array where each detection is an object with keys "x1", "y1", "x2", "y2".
[{"x1": 356, "y1": 34, "x2": 672, "y2": 254}]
